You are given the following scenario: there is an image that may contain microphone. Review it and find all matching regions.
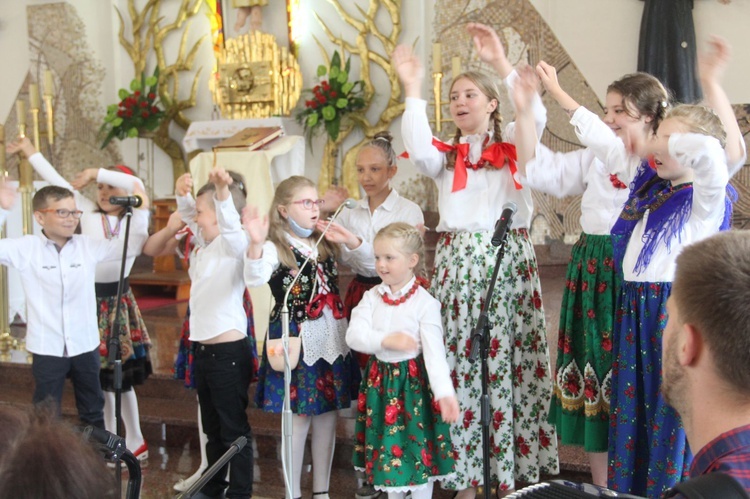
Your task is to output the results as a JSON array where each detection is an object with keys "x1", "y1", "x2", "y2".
[
  {"x1": 491, "y1": 202, "x2": 517, "y2": 247},
  {"x1": 109, "y1": 195, "x2": 143, "y2": 208},
  {"x1": 341, "y1": 198, "x2": 357, "y2": 210}
]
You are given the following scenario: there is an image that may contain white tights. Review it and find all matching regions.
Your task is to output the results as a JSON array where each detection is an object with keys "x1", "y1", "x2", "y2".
[
  {"x1": 103, "y1": 389, "x2": 145, "y2": 451},
  {"x1": 291, "y1": 411, "x2": 337, "y2": 498},
  {"x1": 387, "y1": 482, "x2": 434, "y2": 499}
]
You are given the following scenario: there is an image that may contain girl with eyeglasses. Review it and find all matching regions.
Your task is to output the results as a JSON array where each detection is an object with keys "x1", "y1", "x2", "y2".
[
  {"x1": 6, "y1": 137, "x2": 152, "y2": 465},
  {"x1": 243, "y1": 175, "x2": 359, "y2": 499}
]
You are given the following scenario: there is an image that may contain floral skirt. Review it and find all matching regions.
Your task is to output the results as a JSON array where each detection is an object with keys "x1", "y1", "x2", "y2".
[
  {"x1": 97, "y1": 288, "x2": 152, "y2": 391},
  {"x1": 548, "y1": 233, "x2": 618, "y2": 452},
  {"x1": 174, "y1": 290, "x2": 258, "y2": 389},
  {"x1": 344, "y1": 274, "x2": 381, "y2": 369},
  {"x1": 433, "y1": 229, "x2": 559, "y2": 490},
  {"x1": 352, "y1": 355, "x2": 455, "y2": 492},
  {"x1": 608, "y1": 280, "x2": 690, "y2": 497},
  {"x1": 254, "y1": 318, "x2": 359, "y2": 415}
]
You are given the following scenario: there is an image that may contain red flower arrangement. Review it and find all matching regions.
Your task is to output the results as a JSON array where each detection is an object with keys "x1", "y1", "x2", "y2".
[
  {"x1": 295, "y1": 51, "x2": 366, "y2": 143},
  {"x1": 100, "y1": 68, "x2": 165, "y2": 148}
]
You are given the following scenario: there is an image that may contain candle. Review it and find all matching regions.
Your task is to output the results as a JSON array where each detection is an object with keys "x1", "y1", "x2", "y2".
[
  {"x1": 44, "y1": 70, "x2": 54, "y2": 96},
  {"x1": 452, "y1": 56, "x2": 461, "y2": 76},
  {"x1": 16, "y1": 100, "x2": 26, "y2": 127},
  {"x1": 29, "y1": 84, "x2": 40, "y2": 110},
  {"x1": 432, "y1": 43, "x2": 442, "y2": 70}
]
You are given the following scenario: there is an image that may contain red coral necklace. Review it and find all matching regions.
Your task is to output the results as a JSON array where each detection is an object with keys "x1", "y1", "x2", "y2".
[{"x1": 381, "y1": 280, "x2": 420, "y2": 306}]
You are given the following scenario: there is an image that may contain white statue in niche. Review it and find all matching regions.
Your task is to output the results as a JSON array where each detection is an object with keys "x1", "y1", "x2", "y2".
[{"x1": 233, "y1": 0, "x2": 267, "y2": 33}]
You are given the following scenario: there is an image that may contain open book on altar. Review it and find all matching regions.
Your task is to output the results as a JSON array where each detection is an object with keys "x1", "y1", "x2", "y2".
[{"x1": 212, "y1": 126, "x2": 284, "y2": 152}]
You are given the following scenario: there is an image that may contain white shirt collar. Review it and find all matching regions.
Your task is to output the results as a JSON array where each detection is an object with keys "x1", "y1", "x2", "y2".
[{"x1": 376, "y1": 275, "x2": 416, "y2": 298}]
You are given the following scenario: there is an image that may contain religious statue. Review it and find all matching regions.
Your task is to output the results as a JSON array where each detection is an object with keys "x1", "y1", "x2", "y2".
[{"x1": 232, "y1": 0, "x2": 267, "y2": 32}]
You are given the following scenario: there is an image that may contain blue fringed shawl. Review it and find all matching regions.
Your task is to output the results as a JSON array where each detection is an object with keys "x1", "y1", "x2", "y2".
[{"x1": 611, "y1": 160, "x2": 736, "y2": 276}]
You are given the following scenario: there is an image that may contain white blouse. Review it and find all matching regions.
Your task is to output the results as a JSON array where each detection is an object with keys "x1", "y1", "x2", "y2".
[
  {"x1": 28, "y1": 152, "x2": 149, "y2": 282},
  {"x1": 623, "y1": 133, "x2": 729, "y2": 283},
  {"x1": 400, "y1": 70, "x2": 546, "y2": 232},
  {"x1": 346, "y1": 276, "x2": 455, "y2": 401},
  {"x1": 336, "y1": 189, "x2": 424, "y2": 277}
]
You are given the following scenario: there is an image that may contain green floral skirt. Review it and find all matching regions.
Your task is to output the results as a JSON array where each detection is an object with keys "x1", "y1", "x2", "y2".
[
  {"x1": 353, "y1": 355, "x2": 455, "y2": 492},
  {"x1": 548, "y1": 233, "x2": 618, "y2": 452}
]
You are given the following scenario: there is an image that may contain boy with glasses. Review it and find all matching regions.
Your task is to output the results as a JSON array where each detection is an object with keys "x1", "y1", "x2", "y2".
[{"x1": 0, "y1": 184, "x2": 148, "y2": 428}]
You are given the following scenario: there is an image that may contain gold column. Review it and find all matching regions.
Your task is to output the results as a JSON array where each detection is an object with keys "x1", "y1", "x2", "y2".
[{"x1": 0, "y1": 125, "x2": 13, "y2": 361}]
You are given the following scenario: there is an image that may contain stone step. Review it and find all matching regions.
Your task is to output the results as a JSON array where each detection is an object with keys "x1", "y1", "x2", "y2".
[{"x1": 0, "y1": 361, "x2": 590, "y2": 478}]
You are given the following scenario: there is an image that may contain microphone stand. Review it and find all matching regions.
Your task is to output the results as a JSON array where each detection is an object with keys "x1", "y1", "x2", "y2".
[
  {"x1": 279, "y1": 201, "x2": 351, "y2": 499},
  {"x1": 83, "y1": 425, "x2": 141, "y2": 499},
  {"x1": 469, "y1": 230, "x2": 509, "y2": 499},
  {"x1": 176, "y1": 436, "x2": 247, "y2": 499},
  {"x1": 107, "y1": 205, "x2": 134, "y2": 493}
]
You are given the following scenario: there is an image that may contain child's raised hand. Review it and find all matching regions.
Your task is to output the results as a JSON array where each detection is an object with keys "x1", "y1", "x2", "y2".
[
  {"x1": 438, "y1": 395, "x2": 460, "y2": 424},
  {"x1": 393, "y1": 45, "x2": 424, "y2": 91},
  {"x1": 0, "y1": 179, "x2": 17, "y2": 211},
  {"x1": 512, "y1": 65, "x2": 539, "y2": 113},
  {"x1": 208, "y1": 167, "x2": 233, "y2": 189},
  {"x1": 242, "y1": 204, "x2": 269, "y2": 245},
  {"x1": 381, "y1": 332, "x2": 418, "y2": 353},
  {"x1": 317, "y1": 219, "x2": 360, "y2": 249},
  {"x1": 699, "y1": 35, "x2": 731, "y2": 84},
  {"x1": 467, "y1": 23, "x2": 510, "y2": 75},
  {"x1": 175, "y1": 173, "x2": 193, "y2": 197},
  {"x1": 70, "y1": 168, "x2": 99, "y2": 190},
  {"x1": 322, "y1": 186, "x2": 349, "y2": 212},
  {"x1": 535, "y1": 61, "x2": 562, "y2": 95},
  {"x1": 166, "y1": 210, "x2": 186, "y2": 233},
  {"x1": 6, "y1": 137, "x2": 36, "y2": 157}
]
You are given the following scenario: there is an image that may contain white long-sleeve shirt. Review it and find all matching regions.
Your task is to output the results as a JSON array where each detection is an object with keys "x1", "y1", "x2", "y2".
[
  {"x1": 400, "y1": 70, "x2": 546, "y2": 232},
  {"x1": 623, "y1": 133, "x2": 729, "y2": 283},
  {"x1": 177, "y1": 194, "x2": 249, "y2": 341},
  {"x1": 525, "y1": 144, "x2": 630, "y2": 235},
  {"x1": 0, "y1": 210, "x2": 135, "y2": 356},
  {"x1": 346, "y1": 277, "x2": 455, "y2": 401},
  {"x1": 28, "y1": 152, "x2": 149, "y2": 282},
  {"x1": 336, "y1": 189, "x2": 424, "y2": 277}
]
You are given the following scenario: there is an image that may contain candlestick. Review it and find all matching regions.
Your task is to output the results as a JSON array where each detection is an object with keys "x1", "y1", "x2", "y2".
[
  {"x1": 432, "y1": 43, "x2": 442, "y2": 72},
  {"x1": 29, "y1": 83, "x2": 40, "y2": 110},
  {"x1": 452, "y1": 56, "x2": 461, "y2": 77},
  {"x1": 44, "y1": 70, "x2": 54, "y2": 96},
  {"x1": 16, "y1": 100, "x2": 26, "y2": 128},
  {"x1": 44, "y1": 96, "x2": 54, "y2": 145}
]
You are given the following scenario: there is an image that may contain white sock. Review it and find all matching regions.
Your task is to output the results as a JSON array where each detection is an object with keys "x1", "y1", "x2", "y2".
[
  {"x1": 411, "y1": 482, "x2": 434, "y2": 499},
  {"x1": 292, "y1": 414, "x2": 312, "y2": 498},
  {"x1": 197, "y1": 397, "x2": 208, "y2": 471},
  {"x1": 121, "y1": 389, "x2": 145, "y2": 451},
  {"x1": 310, "y1": 411, "x2": 337, "y2": 494},
  {"x1": 103, "y1": 391, "x2": 116, "y2": 435}
]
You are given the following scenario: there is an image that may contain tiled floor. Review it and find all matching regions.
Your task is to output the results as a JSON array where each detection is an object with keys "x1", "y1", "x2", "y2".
[{"x1": 0, "y1": 259, "x2": 591, "y2": 498}]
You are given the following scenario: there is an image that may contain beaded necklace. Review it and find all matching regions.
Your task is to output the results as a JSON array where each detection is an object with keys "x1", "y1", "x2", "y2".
[
  {"x1": 381, "y1": 280, "x2": 420, "y2": 306},
  {"x1": 101, "y1": 214, "x2": 122, "y2": 240}
]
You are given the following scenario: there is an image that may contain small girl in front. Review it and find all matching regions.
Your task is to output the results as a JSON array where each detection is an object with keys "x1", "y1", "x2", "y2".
[
  {"x1": 346, "y1": 222, "x2": 459, "y2": 499},
  {"x1": 243, "y1": 175, "x2": 357, "y2": 499}
]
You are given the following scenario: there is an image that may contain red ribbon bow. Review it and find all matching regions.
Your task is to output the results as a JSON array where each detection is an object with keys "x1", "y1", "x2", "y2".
[
  {"x1": 306, "y1": 293, "x2": 345, "y2": 320},
  {"x1": 400, "y1": 138, "x2": 521, "y2": 192}
]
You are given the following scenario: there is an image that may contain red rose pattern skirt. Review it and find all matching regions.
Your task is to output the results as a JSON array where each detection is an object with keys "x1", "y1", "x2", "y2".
[
  {"x1": 353, "y1": 355, "x2": 455, "y2": 492},
  {"x1": 548, "y1": 233, "x2": 617, "y2": 452},
  {"x1": 433, "y1": 230, "x2": 559, "y2": 491},
  {"x1": 97, "y1": 289, "x2": 152, "y2": 391}
]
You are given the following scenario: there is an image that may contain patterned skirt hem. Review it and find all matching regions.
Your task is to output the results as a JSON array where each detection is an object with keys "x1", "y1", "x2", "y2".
[{"x1": 373, "y1": 473, "x2": 457, "y2": 493}]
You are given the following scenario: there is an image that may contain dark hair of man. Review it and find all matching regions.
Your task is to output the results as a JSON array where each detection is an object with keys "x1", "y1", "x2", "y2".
[
  {"x1": 672, "y1": 231, "x2": 750, "y2": 398},
  {"x1": 32, "y1": 185, "x2": 75, "y2": 212}
]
